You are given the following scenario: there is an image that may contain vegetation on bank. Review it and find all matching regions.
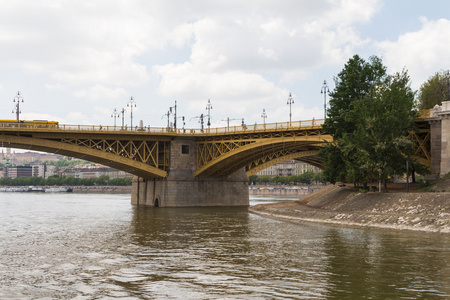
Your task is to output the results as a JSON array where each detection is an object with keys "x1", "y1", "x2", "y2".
[
  {"x1": 417, "y1": 70, "x2": 450, "y2": 110},
  {"x1": 320, "y1": 54, "x2": 429, "y2": 191},
  {"x1": 248, "y1": 171, "x2": 325, "y2": 185},
  {"x1": 0, "y1": 175, "x2": 132, "y2": 186}
]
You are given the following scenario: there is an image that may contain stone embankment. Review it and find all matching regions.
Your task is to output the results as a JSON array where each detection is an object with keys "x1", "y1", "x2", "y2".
[
  {"x1": 249, "y1": 185, "x2": 324, "y2": 196},
  {"x1": 249, "y1": 184, "x2": 450, "y2": 233},
  {"x1": 72, "y1": 186, "x2": 131, "y2": 193}
]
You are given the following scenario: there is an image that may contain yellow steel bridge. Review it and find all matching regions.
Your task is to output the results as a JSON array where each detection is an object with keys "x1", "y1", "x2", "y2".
[{"x1": 0, "y1": 115, "x2": 430, "y2": 178}]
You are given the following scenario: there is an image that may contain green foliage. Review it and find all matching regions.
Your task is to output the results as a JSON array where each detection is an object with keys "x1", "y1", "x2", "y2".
[
  {"x1": 417, "y1": 71, "x2": 450, "y2": 110},
  {"x1": 248, "y1": 174, "x2": 258, "y2": 184},
  {"x1": 46, "y1": 158, "x2": 93, "y2": 169},
  {"x1": 351, "y1": 69, "x2": 418, "y2": 185},
  {"x1": 318, "y1": 142, "x2": 347, "y2": 184},
  {"x1": 323, "y1": 55, "x2": 387, "y2": 139},
  {"x1": 321, "y1": 54, "x2": 427, "y2": 190}
]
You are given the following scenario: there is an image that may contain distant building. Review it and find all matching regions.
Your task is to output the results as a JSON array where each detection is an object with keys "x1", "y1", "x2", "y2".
[
  {"x1": 256, "y1": 160, "x2": 320, "y2": 178},
  {"x1": 4, "y1": 166, "x2": 33, "y2": 178},
  {"x1": 3, "y1": 164, "x2": 56, "y2": 179}
]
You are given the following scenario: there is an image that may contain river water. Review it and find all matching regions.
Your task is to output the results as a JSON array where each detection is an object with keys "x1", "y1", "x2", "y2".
[{"x1": 0, "y1": 192, "x2": 449, "y2": 299}]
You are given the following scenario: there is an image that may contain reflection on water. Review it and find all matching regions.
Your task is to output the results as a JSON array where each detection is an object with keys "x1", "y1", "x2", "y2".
[{"x1": 0, "y1": 192, "x2": 449, "y2": 299}]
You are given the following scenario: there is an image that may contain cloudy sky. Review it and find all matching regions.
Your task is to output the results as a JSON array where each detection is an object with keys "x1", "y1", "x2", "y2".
[{"x1": 0, "y1": 0, "x2": 449, "y2": 129}]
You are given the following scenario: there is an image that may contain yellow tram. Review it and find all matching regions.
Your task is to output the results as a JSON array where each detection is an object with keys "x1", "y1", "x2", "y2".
[{"x1": 0, "y1": 120, "x2": 59, "y2": 129}]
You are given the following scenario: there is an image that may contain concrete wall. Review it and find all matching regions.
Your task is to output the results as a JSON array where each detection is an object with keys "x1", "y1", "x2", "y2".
[
  {"x1": 429, "y1": 119, "x2": 442, "y2": 176},
  {"x1": 428, "y1": 101, "x2": 450, "y2": 177},
  {"x1": 131, "y1": 137, "x2": 249, "y2": 207}
]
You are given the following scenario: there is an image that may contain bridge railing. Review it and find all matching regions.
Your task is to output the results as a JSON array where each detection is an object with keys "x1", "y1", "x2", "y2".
[
  {"x1": 0, "y1": 119, "x2": 325, "y2": 134},
  {"x1": 180, "y1": 119, "x2": 325, "y2": 134}
]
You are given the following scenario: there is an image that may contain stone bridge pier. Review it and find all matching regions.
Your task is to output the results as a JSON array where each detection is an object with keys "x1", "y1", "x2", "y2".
[
  {"x1": 131, "y1": 137, "x2": 249, "y2": 207},
  {"x1": 427, "y1": 101, "x2": 450, "y2": 178}
]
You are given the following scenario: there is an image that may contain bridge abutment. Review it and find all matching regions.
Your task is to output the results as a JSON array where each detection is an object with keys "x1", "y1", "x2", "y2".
[
  {"x1": 131, "y1": 137, "x2": 249, "y2": 207},
  {"x1": 427, "y1": 101, "x2": 450, "y2": 178}
]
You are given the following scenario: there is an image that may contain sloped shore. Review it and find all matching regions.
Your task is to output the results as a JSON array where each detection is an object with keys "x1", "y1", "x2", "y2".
[{"x1": 249, "y1": 185, "x2": 450, "y2": 233}]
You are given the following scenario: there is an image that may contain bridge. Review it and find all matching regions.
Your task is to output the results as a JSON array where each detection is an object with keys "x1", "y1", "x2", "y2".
[{"x1": 0, "y1": 109, "x2": 436, "y2": 207}]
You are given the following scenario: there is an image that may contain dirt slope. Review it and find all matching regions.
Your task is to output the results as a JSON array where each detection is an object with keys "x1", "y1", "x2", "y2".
[{"x1": 249, "y1": 185, "x2": 450, "y2": 233}]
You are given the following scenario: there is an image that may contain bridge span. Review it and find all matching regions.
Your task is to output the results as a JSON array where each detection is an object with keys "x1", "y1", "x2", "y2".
[
  {"x1": 0, "y1": 119, "x2": 332, "y2": 206},
  {"x1": 0, "y1": 111, "x2": 434, "y2": 207}
]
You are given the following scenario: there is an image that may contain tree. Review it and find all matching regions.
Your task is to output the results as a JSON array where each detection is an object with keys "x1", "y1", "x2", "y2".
[
  {"x1": 321, "y1": 55, "x2": 387, "y2": 185},
  {"x1": 351, "y1": 69, "x2": 418, "y2": 191},
  {"x1": 248, "y1": 174, "x2": 258, "y2": 185},
  {"x1": 321, "y1": 55, "x2": 424, "y2": 190},
  {"x1": 417, "y1": 71, "x2": 450, "y2": 110},
  {"x1": 323, "y1": 55, "x2": 387, "y2": 139}
]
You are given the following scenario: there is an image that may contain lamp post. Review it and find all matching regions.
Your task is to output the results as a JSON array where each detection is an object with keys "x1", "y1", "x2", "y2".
[
  {"x1": 173, "y1": 100, "x2": 177, "y2": 129},
  {"x1": 261, "y1": 108, "x2": 267, "y2": 125},
  {"x1": 162, "y1": 110, "x2": 172, "y2": 129},
  {"x1": 12, "y1": 91, "x2": 24, "y2": 121},
  {"x1": 111, "y1": 108, "x2": 119, "y2": 128},
  {"x1": 127, "y1": 96, "x2": 136, "y2": 128},
  {"x1": 206, "y1": 99, "x2": 212, "y2": 129},
  {"x1": 321, "y1": 80, "x2": 330, "y2": 119},
  {"x1": 190, "y1": 114, "x2": 204, "y2": 130},
  {"x1": 120, "y1": 108, "x2": 126, "y2": 128},
  {"x1": 287, "y1": 93, "x2": 294, "y2": 125}
]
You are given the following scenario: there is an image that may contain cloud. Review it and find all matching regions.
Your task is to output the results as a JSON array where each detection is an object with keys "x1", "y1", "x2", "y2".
[
  {"x1": 0, "y1": 1, "x2": 160, "y2": 86},
  {"x1": 378, "y1": 18, "x2": 450, "y2": 89},
  {"x1": 152, "y1": 0, "x2": 381, "y2": 119},
  {"x1": 74, "y1": 85, "x2": 128, "y2": 101}
]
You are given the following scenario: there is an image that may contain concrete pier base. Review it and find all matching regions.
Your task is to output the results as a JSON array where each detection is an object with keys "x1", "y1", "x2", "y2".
[
  {"x1": 131, "y1": 136, "x2": 249, "y2": 207},
  {"x1": 131, "y1": 170, "x2": 249, "y2": 207}
]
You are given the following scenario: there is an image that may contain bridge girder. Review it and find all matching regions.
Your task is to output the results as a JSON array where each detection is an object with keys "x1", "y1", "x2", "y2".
[
  {"x1": 0, "y1": 134, "x2": 169, "y2": 178},
  {"x1": 195, "y1": 134, "x2": 332, "y2": 177}
]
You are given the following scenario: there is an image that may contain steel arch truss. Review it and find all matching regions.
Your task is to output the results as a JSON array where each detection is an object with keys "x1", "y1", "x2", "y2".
[
  {"x1": 195, "y1": 128, "x2": 331, "y2": 177},
  {"x1": 0, "y1": 134, "x2": 170, "y2": 178},
  {"x1": 409, "y1": 128, "x2": 431, "y2": 167}
]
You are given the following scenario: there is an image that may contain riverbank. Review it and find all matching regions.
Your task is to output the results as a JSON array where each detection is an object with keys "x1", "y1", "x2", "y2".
[
  {"x1": 249, "y1": 184, "x2": 450, "y2": 233},
  {"x1": 71, "y1": 186, "x2": 131, "y2": 193},
  {"x1": 249, "y1": 185, "x2": 324, "y2": 195},
  {"x1": 0, "y1": 186, "x2": 132, "y2": 194}
]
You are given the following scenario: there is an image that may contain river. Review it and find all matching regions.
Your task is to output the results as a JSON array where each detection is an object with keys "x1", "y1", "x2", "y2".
[{"x1": 0, "y1": 192, "x2": 449, "y2": 299}]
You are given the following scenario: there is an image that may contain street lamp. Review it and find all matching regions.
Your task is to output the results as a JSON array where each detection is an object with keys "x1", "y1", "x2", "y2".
[
  {"x1": 321, "y1": 80, "x2": 330, "y2": 119},
  {"x1": 120, "y1": 108, "x2": 126, "y2": 128},
  {"x1": 261, "y1": 108, "x2": 267, "y2": 125},
  {"x1": 206, "y1": 99, "x2": 213, "y2": 129},
  {"x1": 287, "y1": 93, "x2": 294, "y2": 125},
  {"x1": 111, "y1": 108, "x2": 119, "y2": 128},
  {"x1": 12, "y1": 91, "x2": 24, "y2": 121},
  {"x1": 127, "y1": 96, "x2": 137, "y2": 128}
]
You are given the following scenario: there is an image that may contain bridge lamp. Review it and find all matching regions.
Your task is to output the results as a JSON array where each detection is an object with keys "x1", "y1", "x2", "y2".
[
  {"x1": 287, "y1": 93, "x2": 294, "y2": 126},
  {"x1": 206, "y1": 99, "x2": 213, "y2": 129},
  {"x1": 261, "y1": 108, "x2": 267, "y2": 125},
  {"x1": 321, "y1": 80, "x2": 330, "y2": 119},
  {"x1": 111, "y1": 108, "x2": 119, "y2": 128},
  {"x1": 12, "y1": 91, "x2": 24, "y2": 121},
  {"x1": 120, "y1": 108, "x2": 126, "y2": 128},
  {"x1": 127, "y1": 97, "x2": 137, "y2": 128}
]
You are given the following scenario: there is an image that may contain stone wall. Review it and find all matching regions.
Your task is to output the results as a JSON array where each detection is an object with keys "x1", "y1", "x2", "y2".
[
  {"x1": 131, "y1": 137, "x2": 249, "y2": 207},
  {"x1": 428, "y1": 101, "x2": 450, "y2": 177}
]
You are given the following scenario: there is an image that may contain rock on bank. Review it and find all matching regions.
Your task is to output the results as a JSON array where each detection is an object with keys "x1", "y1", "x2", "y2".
[{"x1": 249, "y1": 185, "x2": 450, "y2": 233}]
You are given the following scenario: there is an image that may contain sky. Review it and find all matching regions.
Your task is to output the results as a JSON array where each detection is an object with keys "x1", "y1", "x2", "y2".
[{"x1": 0, "y1": 0, "x2": 450, "y2": 130}]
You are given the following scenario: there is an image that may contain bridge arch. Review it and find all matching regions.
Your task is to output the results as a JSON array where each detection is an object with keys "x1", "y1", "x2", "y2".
[
  {"x1": 195, "y1": 135, "x2": 331, "y2": 177},
  {"x1": 0, "y1": 135, "x2": 167, "y2": 178}
]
